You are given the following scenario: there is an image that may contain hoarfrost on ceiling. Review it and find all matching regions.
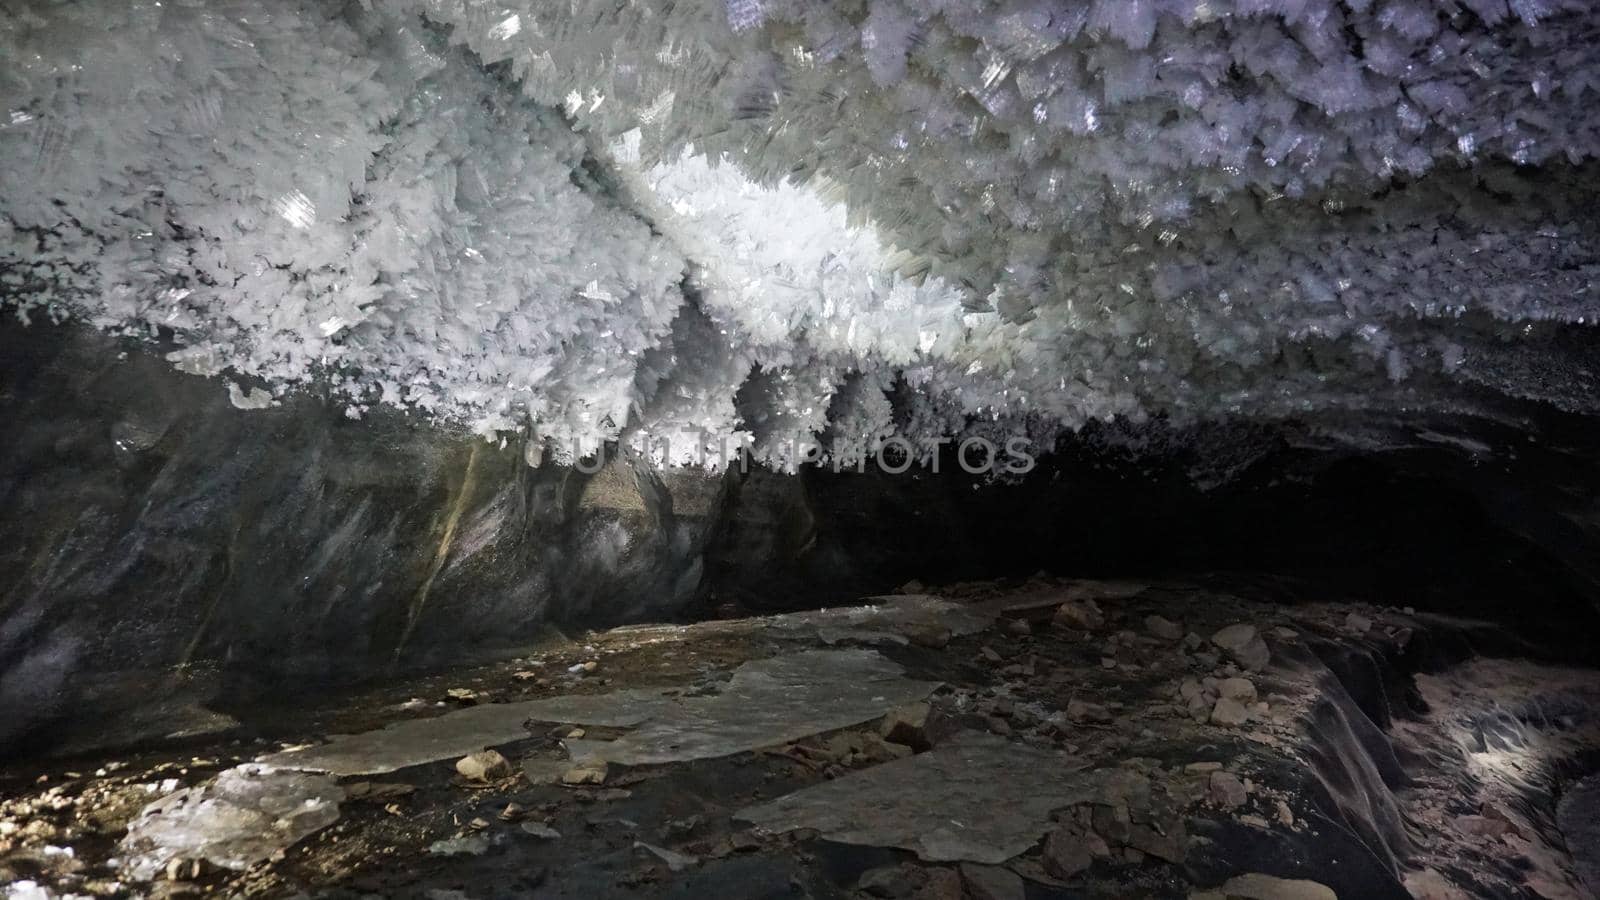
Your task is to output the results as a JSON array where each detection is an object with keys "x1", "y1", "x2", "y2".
[{"x1": 2, "y1": 0, "x2": 1599, "y2": 467}]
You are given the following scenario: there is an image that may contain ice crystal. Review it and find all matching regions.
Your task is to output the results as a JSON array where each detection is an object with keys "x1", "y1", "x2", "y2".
[{"x1": 3, "y1": 0, "x2": 1599, "y2": 467}]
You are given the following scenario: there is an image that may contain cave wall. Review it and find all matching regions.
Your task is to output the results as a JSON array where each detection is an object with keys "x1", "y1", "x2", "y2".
[
  {"x1": 0, "y1": 322, "x2": 732, "y2": 747},
  {"x1": 4, "y1": 320, "x2": 1600, "y2": 754}
]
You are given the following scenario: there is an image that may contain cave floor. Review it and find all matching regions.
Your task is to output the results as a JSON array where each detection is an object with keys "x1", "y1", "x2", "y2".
[{"x1": 3, "y1": 578, "x2": 1599, "y2": 899}]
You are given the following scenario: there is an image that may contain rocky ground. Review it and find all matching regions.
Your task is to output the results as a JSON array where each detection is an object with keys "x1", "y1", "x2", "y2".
[{"x1": 3, "y1": 577, "x2": 1599, "y2": 899}]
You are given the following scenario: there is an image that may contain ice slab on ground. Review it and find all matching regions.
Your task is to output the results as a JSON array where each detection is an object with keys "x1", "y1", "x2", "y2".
[
  {"x1": 603, "y1": 593, "x2": 994, "y2": 648},
  {"x1": 119, "y1": 764, "x2": 343, "y2": 881},
  {"x1": 736, "y1": 731, "x2": 1147, "y2": 864},
  {"x1": 262, "y1": 648, "x2": 935, "y2": 775},
  {"x1": 255, "y1": 693, "x2": 633, "y2": 777},
  {"x1": 551, "y1": 649, "x2": 938, "y2": 766}
]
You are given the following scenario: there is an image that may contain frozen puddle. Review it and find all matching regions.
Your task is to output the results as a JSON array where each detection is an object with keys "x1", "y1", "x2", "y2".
[
  {"x1": 262, "y1": 649, "x2": 937, "y2": 776},
  {"x1": 550, "y1": 649, "x2": 938, "y2": 766},
  {"x1": 737, "y1": 731, "x2": 1148, "y2": 864},
  {"x1": 119, "y1": 764, "x2": 343, "y2": 881}
]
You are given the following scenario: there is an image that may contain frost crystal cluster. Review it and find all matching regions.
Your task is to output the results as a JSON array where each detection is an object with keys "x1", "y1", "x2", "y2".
[{"x1": 3, "y1": 0, "x2": 1599, "y2": 467}]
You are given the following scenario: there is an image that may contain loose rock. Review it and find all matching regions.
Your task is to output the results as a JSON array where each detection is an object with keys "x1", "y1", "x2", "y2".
[
  {"x1": 1040, "y1": 827, "x2": 1093, "y2": 879},
  {"x1": 1208, "y1": 771, "x2": 1248, "y2": 809},
  {"x1": 880, "y1": 703, "x2": 933, "y2": 752},
  {"x1": 1216, "y1": 677, "x2": 1257, "y2": 703},
  {"x1": 1210, "y1": 624, "x2": 1270, "y2": 671},
  {"x1": 1145, "y1": 615, "x2": 1183, "y2": 641},
  {"x1": 1053, "y1": 600, "x2": 1104, "y2": 631},
  {"x1": 634, "y1": 841, "x2": 696, "y2": 872},
  {"x1": 561, "y1": 761, "x2": 608, "y2": 786},
  {"x1": 858, "y1": 863, "x2": 922, "y2": 898},
  {"x1": 960, "y1": 862, "x2": 1026, "y2": 900},
  {"x1": 1066, "y1": 699, "x2": 1112, "y2": 724},
  {"x1": 1210, "y1": 697, "x2": 1250, "y2": 726},
  {"x1": 455, "y1": 750, "x2": 512, "y2": 783}
]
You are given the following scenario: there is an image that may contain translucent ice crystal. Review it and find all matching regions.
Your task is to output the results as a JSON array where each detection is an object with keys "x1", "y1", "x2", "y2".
[{"x1": 2, "y1": 0, "x2": 1598, "y2": 468}]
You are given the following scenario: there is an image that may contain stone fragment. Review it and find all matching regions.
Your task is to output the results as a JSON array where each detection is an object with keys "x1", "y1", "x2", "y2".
[
  {"x1": 1208, "y1": 771, "x2": 1247, "y2": 809},
  {"x1": 1216, "y1": 677, "x2": 1257, "y2": 703},
  {"x1": 1127, "y1": 819, "x2": 1186, "y2": 863},
  {"x1": 455, "y1": 750, "x2": 512, "y2": 783},
  {"x1": 1453, "y1": 814, "x2": 1512, "y2": 838},
  {"x1": 1145, "y1": 616, "x2": 1183, "y2": 641},
  {"x1": 1090, "y1": 803, "x2": 1131, "y2": 844},
  {"x1": 520, "y1": 822, "x2": 561, "y2": 839},
  {"x1": 1040, "y1": 828, "x2": 1093, "y2": 879},
  {"x1": 635, "y1": 841, "x2": 696, "y2": 872},
  {"x1": 1053, "y1": 600, "x2": 1104, "y2": 631},
  {"x1": 1066, "y1": 699, "x2": 1112, "y2": 724},
  {"x1": 166, "y1": 858, "x2": 204, "y2": 881},
  {"x1": 1210, "y1": 697, "x2": 1249, "y2": 726},
  {"x1": 919, "y1": 866, "x2": 964, "y2": 900},
  {"x1": 1210, "y1": 624, "x2": 1270, "y2": 671},
  {"x1": 342, "y1": 781, "x2": 415, "y2": 801},
  {"x1": 1006, "y1": 618, "x2": 1032, "y2": 636},
  {"x1": 1178, "y1": 679, "x2": 1206, "y2": 703},
  {"x1": 880, "y1": 703, "x2": 933, "y2": 751},
  {"x1": 1345, "y1": 613, "x2": 1373, "y2": 633},
  {"x1": 1185, "y1": 761, "x2": 1223, "y2": 773},
  {"x1": 858, "y1": 864, "x2": 921, "y2": 898},
  {"x1": 1479, "y1": 802, "x2": 1521, "y2": 836},
  {"x1": 960, "y1": 863, "x2": 1026, "y2": 900},
  {"x1": 561, "y1": 761, "x2": 608, "y2": 785},
  {"x1": 1275, "y1": 799, "x2": 1294, "y2": 826}
]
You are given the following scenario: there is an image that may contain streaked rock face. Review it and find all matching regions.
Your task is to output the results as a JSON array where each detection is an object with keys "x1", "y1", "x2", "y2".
[{"x1": 0, "y1": 322, "x2": 722, "y2": 749}]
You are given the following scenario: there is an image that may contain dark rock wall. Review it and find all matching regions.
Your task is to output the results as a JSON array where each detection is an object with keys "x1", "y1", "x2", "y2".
[
  {"x1": 0, "y1": 322, "x2": 729, "y2": 747},
  {"x1": 4, "y1": 320, "x2": 1600, "y2": 754}
]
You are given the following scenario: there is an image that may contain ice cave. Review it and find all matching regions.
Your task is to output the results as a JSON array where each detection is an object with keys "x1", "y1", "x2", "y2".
[{"x1": 3, "y1": 1, "x2": 1600, "y2": 897}]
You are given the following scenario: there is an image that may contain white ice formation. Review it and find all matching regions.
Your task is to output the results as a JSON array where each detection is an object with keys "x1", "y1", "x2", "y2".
[{"x1": 3, "y1": 1, "x2": 1599, "y2": 467}]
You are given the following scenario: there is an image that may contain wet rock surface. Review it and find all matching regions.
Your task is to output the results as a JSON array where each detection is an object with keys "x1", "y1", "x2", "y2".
[{"x1": 3, "y1": 576, "x2": 1598, "y2": 898}]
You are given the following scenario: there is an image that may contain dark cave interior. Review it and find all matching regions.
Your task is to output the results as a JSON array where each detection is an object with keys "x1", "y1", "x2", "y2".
[{"x1": 6, "y1": 1, "x2": 1600, "y2": 895}]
